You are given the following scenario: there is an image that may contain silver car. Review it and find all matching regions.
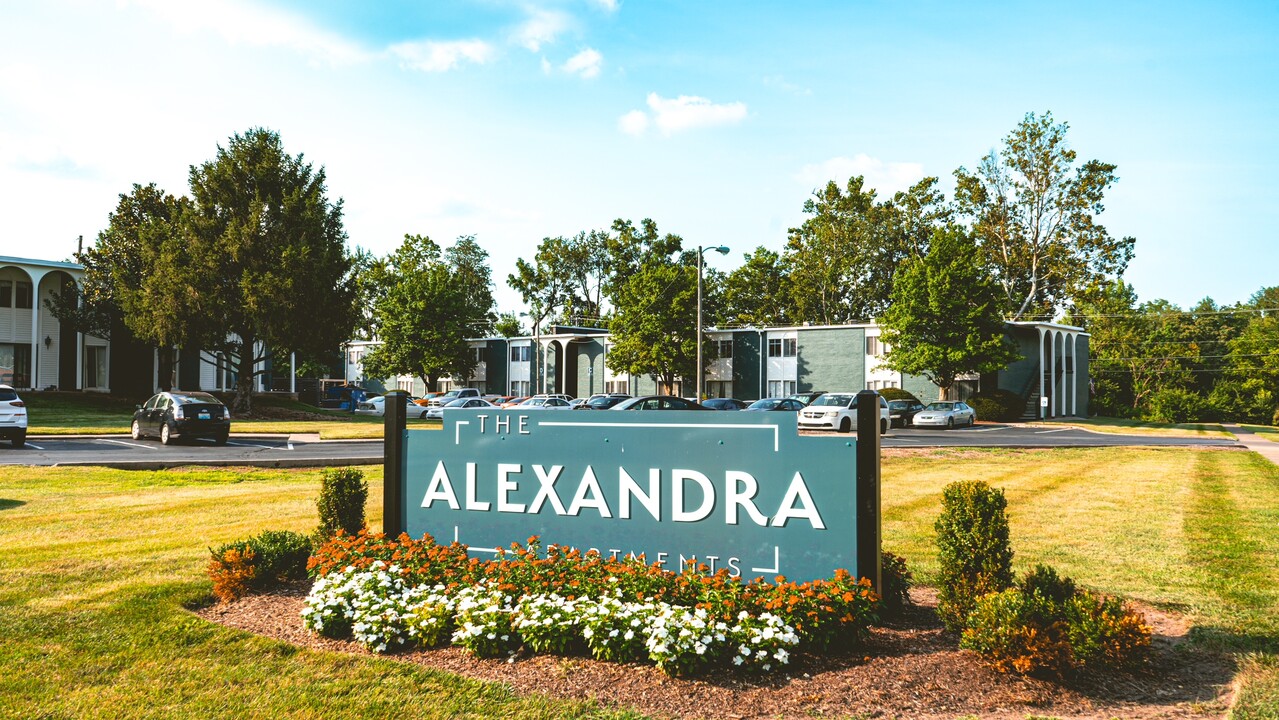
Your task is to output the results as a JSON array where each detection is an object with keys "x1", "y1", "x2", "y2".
[
  {"x1": 911, "y1": 401, "x2": 977, "y2": 428},
  {"x1": 425, "y1": 397, "x2": 497, "y2": 420}
]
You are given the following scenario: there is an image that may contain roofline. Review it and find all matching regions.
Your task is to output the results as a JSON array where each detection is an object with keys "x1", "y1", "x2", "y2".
[{"x1": 0, "y1": 255, "x2": 83, "y2": 272}]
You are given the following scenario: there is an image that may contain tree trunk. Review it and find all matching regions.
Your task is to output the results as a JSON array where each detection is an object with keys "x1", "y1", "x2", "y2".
[{"x1": 232, "y1": 339, "x2": 256, "y2": 414}]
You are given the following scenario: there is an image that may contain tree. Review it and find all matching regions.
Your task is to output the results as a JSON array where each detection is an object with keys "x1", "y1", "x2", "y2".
[
  {"x1": 879, "y1": 226, "x2": 1019, "y2": 398},
  {"x1": 954, "y1": 111, "x2": 1135, "y2": 320},
  {"x1": 603, "y1": 219, "x2": 701, "y2": 390},
  {"x1": 1213, "y1": 286, "x2": 1279, "y2": 423},
  {"x1": 719, "y1": 246, "x2": 792, "y2": 327},
  {"x1": 784, "y1": 176, "x2": 947, "y2": 324},
  {"x1": 494, "y1": 312, "x2": 525, "y2": 337},
  {"x1": 176, "y1": 128, "x2": 361, "y2": 411},
  {"x1": 362, "y1": 234, "x2": 495, "y2": 391}
]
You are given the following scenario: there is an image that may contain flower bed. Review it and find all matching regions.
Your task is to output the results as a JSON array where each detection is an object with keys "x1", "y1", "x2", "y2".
[{"x1": 302, "y1": 531, "x2": 880, "y2": 676}]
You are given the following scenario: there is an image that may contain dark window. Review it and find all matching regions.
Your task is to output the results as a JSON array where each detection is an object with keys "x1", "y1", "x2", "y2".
[
  {"x1": 0, "y1": 281, "x2": 11, "y2": 308},
  {"x1": 783, "y1": 338, "x2": 797, "y2": 357},
  {"x1": 768, "y1": 338, "x2": 782, "y2": 357},
  {"x1": 15, "y1": 282, "x2": 32, "y2": 309}
]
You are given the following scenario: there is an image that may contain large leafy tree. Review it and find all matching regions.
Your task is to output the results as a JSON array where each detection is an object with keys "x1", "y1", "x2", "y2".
[
  {"x1": 719, "y1": 246, "x2": 791, "y2": 328},
  {"x1": 51, "y1": 183, "x2": 187, "y2": 342},
  {"x1": 362, "y1": 234, "x2": 495, "y2": 390},
  {"x1": 954, "y1": 111, "x2": 1135, "y2": 320},
  {"x1": 603, "y1": 219, "x2": 703, "y2": 390},
  {"x1": 784, "y1": 176, "x2": 947, "y2": 324},
  {"x1": 879, "y1": 226, "x2": 1019, "y2": 397},
  {"x1": 1213, "y1": 287, "x2": 1279, "y2": 423},
  {"x1": 176, "y1": 128, "x2": 360, "y2": 411}
]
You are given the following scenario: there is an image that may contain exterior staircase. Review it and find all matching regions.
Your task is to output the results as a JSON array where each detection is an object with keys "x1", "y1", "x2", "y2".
[{"x1": 1020, "y1": 392, "x2": 1042, "y2": 421}]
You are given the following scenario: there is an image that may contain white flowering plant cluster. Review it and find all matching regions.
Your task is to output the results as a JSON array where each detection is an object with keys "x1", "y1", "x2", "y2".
[{"x1": 302, "y1": 563, "x2": 801, "y2": 675}]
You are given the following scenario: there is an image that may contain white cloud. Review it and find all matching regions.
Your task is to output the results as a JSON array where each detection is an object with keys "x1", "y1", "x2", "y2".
[
  {"x1": 513, "y1": 8, "x2": 571, "y2": 51},
  {"x1": 562, "y1": 48, "x2": 602, "y2": 79},
  {"x1": 591, "y1": 0, "x2": 621, "y2": 12},
  {"x1": 644, "y1": 93, "x2": 747, "y2": 135},
  {"x1": 795, "y1": 154, "x2": 926, "y2": 197},
  {"x1": 618, "y1": 110, "x2": 649, "y2": 136},
  {"x1": 763, "y1": 74, "x2": 811, "y2": 97},
  {"x1": 389, "y1": 40, "x2": 494, "y2": 72},
  {"x1": 128, "y1": 0, "x2": 368, "y2": 66}
]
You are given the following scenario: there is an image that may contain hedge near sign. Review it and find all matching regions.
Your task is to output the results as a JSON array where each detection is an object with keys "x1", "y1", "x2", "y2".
[{"x1": 383, "y1": 393, "x2": 882, "y2": 585}]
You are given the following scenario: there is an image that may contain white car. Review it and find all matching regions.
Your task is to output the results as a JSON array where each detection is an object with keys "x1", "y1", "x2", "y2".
[
  {"x1": 355, "y1": 395, "x2": 431, "y2": 419},
  {"x1": 515, "y1": 395, "x2": 572, "y2": 409},
  {"x1": 0, "y1": 385, "x2": 28, "y2": 448},
  {"x1": 425, "y1": 397, "x2": 497, "y2": 420},
  {"x1": 911, "y1": 401, "x2": 977, "y2": 428},
  {"x1": 797, "y1": 392, "x2": 890, "y2": 434}
]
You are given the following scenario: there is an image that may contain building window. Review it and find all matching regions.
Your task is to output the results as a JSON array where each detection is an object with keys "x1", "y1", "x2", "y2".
[
  {"x1": 474, "y1": 347, "x2": 487, "y2": 364},
  {"x1": 606, "y1": 379, "x2": 628, "y2": 395},
  {"x1": 866, "y1": 336, "x2": 883, "y2": 357},
  {"x1": 710, "y1": 340, "x2": 733, "y2": 359},
  {"x1": 509, "y1": 380, "x2": 530, "y2": 396},
  {"x1": 85, "y1": 346, "x2": 107, "y2": 389},
  {"x1": 0, "y1": 281, "x2": 10, "y2": 308},
  {"x1": 510, "y1": 345, "x2": 530, "y2": 362},
  {"x1": 866, "y1": 380, "x2": 899, "y2": 391},
  {"x1": 14, "y1": 282, "x2": 32, "y2": 309},
  {"x1": 0, "y1": 343, "x2": 32, "y2": 388},
  {"x1": 767, "y1": 380, "x2": 796, "y2": 397},
  {"x1": 767, "y1": 338, "x2": 797, "y2": 358},
  {"x1": 706, "y1": 380, "x2": 733, "y2": 399}
]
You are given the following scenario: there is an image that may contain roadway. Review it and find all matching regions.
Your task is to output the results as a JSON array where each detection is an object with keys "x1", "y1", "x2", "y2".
[{"x1": 0, "y1": 423, "x2": 1242, "y2": 468}]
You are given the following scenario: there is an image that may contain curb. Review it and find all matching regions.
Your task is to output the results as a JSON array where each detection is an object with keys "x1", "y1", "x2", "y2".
[{"x1": 48, "y1": 456, "x2": 383, "y2": 471}]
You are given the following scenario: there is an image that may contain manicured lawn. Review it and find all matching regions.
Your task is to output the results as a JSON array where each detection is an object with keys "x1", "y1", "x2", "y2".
[
  {"x1": 1, "y1": 447, "x2": 1276, "y2": 716},
  {"x1": 1029, "y1": 415, "x2": 1234, "y2": 438},
  {"x1": 1243, "y1": 424, "x2": 1279, "y2": 443}
]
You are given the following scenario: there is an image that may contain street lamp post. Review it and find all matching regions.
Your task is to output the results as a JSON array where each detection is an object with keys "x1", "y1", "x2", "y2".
[{"x1": 696, "y1": 245, "x2": 731, "y2": 401}]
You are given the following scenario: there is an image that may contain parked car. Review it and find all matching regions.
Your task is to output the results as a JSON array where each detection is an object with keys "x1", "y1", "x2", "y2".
[
  {"x1": 911, "y1": 401, "x2": 977, "y2": 428},
  {"x1": 576, "y1": 394, "x2": 631, "y2": 410},
  {"x1": 516, "y1": 395, "x2": 572, "y2": 409},
  {"x1": 797, "y1": 392, "x2": 889, "y2": 433},
  {"x1": 887, "y1": 399, "x2": 926, "y2": 428},
  {"x1": 702, "y1": 397, "x2": 749, "y2": 411},
  {"x1": 501, "y1": 396, "x2": 530, "y2": 408},
  {"x1": 356, "y1": 394, "x2": 430, "y2": 418},
  {"x1": 744, "y1": 397, "x2": 805, "y2": 412},
  {"x1": 610, "y1": 395, "x2": 708, "y2": 411},
  {"x1": 786, "y1": 391, "x2": 827, "y2": 406},
  {"x1": 425, "y1": 397, "x2": 497, "y2": 420},
  {"x1": 427, "y1": 388, "x2": 481, "y2": 408},
  {"x1": 0, "y1": 385, "x2": 28, "y2": 448},
  {"x1": 132, "y1": 391, "x2": 231, "y2": 445}
]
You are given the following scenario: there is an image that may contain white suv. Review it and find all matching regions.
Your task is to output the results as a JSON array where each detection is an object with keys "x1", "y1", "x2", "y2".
[
  {"x1": 0, "y1": 385, "x2": 28, "y2": 448},
  {"x1": 797, "y1": 391, "x2": 890, "y2": 434}
]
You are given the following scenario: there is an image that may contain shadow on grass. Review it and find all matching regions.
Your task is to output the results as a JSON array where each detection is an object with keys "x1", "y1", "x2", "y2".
[{"x1": 0, "y1": 498, "x2": 26, "y2": 510}]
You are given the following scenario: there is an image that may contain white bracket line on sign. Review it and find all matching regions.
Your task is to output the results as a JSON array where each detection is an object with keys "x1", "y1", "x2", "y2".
[
  {"x1": 750, "y1": 546, "x2": 780, "y2": 574},
  {"x1": 98, "y1": 439, "x2": 158, "y2": 450},
  {"x1": 453, "y1": 525, "x2": 498, "y2": 554},
  {"x1": 537, "y1": 421, "x2": 781, "y2": 452},
  {"x1": 454, "y1": 420, "x2": 470, "y2": 445}
]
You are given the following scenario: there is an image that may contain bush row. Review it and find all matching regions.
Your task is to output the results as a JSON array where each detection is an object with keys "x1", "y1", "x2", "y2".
[{"x1": 208, "y1": 530, "x2": 312, "y2": 602}]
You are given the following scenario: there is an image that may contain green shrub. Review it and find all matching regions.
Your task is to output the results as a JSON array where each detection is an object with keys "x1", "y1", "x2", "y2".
[
  {"x1": 967, "y1": 389, "x2": 1024, "y2": 422},
  {"x1": 1144, "y1": 387, "x2": 1207, "y2": 424},
  {"x1": 878, "y1": 387, "x2": 920, "y2": 403},
  {"x1": 1272, "y1": 405, "x2": 1279, "y2": 427},
  {"x1": 879, "y1": 551, "x2": 913, "y2": 618},
  {"x1": 208, "y1": 529, "x2": 312, "y2": 602},
  {"x1": 1063, "y1": 592, "x2": 1151, "y2": 670},
  {"x1": 962, "y1": 566, "x2": 1151, "y2": 676},
  {"x1": 315, "y1": 467, "x2": 368, "y2": 539},
  {"x1": 960, "y1": 587, "x2": 1072, "y2": 675},
  {"x1": 934, "y1": 480, "x2": 1015, "y2": 632}
]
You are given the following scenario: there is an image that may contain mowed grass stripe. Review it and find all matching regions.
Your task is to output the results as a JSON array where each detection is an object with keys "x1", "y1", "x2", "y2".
[{"x1": 1183, "y1": 451, "x2": 1279, "y2": 651}]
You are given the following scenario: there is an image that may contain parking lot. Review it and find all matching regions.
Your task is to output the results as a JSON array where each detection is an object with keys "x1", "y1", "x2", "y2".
[{"x1": 0, "y1": 422, "x2": 1241, "y2": 469}]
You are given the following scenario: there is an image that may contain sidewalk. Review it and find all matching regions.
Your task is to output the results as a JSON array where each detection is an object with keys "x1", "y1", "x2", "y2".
[{"x1": 1224, "y1": 424, "x2": 1279, "y2": 467}]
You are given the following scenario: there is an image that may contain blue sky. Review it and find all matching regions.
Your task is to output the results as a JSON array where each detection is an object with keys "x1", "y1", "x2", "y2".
[{"x1": 2, "y1": 0, "x2": 1276, "y2": 315}]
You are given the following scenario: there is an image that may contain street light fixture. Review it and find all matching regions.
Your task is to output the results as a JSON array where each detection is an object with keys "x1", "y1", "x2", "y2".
[{"x1": 696, "y1": 245, "x2": 731, "y2": 402}]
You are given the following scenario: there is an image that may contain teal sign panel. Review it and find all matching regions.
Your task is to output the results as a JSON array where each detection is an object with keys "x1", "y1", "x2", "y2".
[{"x1": 404, "y1": 410, "x2": 857, "y2": 583}]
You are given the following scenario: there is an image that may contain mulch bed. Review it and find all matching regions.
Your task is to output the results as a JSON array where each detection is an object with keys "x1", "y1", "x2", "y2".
[{"x1": 194, "y1": 586, "x2": 1236, "y2": 719}]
